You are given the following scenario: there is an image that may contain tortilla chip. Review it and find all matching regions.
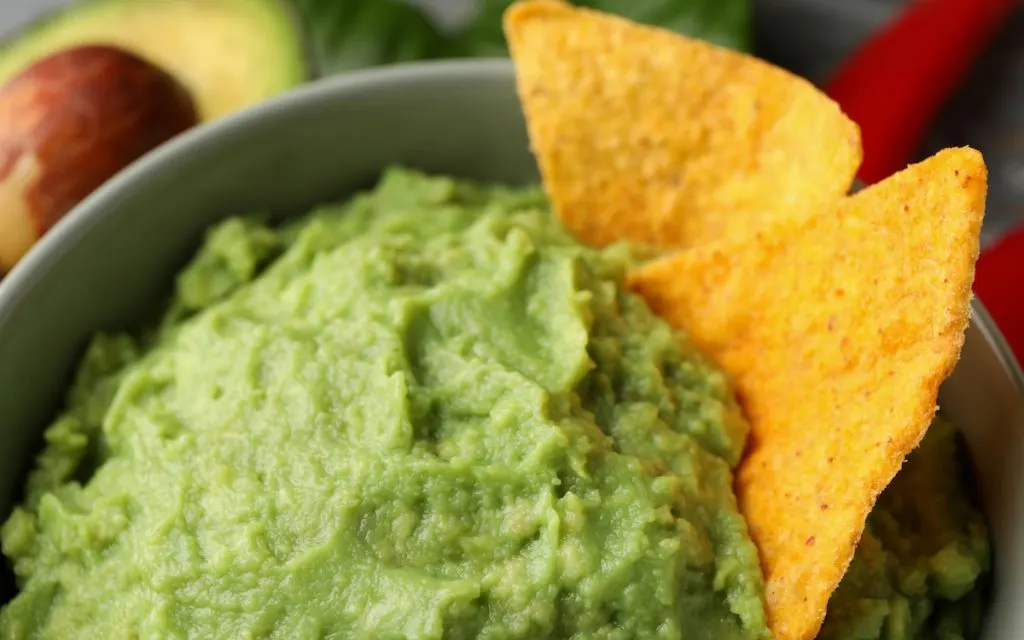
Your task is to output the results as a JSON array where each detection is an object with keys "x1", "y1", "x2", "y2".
[
  {"x1": 503, "y1": 0, "x2": 862, "y2": 251},
  {"x1": 627, "y1": 147, "x2": 986, "y2": 640}
]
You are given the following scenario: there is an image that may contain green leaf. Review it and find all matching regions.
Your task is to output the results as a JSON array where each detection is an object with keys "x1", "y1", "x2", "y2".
[
  {"x1": 452, "y1": 0, "x2": 751, "y2": 58},
  {"x1": 291, "y1": 0, "x2": 449, "y2": 75},
  {"x1": 290, "y1": 0, "x2": 751, "y2": 76},
  {"x1": 445, "y1": 0, "x2": 510, "y2": 59},
  {"x1": 583, "y1": 0, "x2": 750, "y2": 51}
]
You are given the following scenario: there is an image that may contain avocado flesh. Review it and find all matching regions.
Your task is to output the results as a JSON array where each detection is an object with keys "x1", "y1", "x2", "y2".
[{"x1": 0, "y1": 0, "x2": 309, "y2": 121}]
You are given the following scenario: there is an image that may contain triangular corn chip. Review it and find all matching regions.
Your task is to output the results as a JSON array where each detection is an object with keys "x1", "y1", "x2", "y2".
[
  {"x1": 503, "y1": 0, "x2": 862, "y2": 251},
  {"x1": 627, "y1": 147, "x2": 986, "y2": 639}
]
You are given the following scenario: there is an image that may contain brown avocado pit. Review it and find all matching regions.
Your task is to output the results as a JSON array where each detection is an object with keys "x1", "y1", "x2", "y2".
[{"x1": 0, "y1": 45, "x2": 198, "y2": 271}]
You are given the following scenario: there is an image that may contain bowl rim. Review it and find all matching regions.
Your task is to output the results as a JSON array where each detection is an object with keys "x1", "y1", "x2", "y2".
[
  {"x1": 972, "y1": 300, "x2": 1024, "y2": 391},
  {"x1": 0, "y1": 58, "x2": 1019, "y2": 395},
  {"x1": 0, "y1": 59, "x2": 517, "y2": 323}
]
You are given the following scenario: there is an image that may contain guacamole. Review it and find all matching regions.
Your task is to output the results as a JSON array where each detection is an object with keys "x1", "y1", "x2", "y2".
[
  {"x1": 0, "y1": 169, "x2": 991, "y2": 639},
  {"x1": 0, "y1": 169, "x2": 767, "y2": 638},
  {"x1": 821, "y1": 417, "x2": 991, "y2": 640}
]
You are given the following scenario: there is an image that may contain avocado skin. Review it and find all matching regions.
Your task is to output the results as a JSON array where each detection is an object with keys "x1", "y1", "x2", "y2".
[{"x1": 0, "y1": 0, "x2": 311, "y2": 121}]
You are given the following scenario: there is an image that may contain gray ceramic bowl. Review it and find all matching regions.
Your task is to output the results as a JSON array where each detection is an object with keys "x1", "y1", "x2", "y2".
[{"x1": 1, "y1": 60, "x2": 1022, "y2": 637}]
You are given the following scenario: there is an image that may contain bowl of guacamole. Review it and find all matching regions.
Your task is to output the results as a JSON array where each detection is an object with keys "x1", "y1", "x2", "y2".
[{"x1": 0, "y1": 60, "x2": 1022, "y2": 640}]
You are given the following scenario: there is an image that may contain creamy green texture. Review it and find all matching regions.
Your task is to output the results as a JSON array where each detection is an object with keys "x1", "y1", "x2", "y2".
[
  {"x1": 821, "y1": 417, "x2": 991, "y2": 640},
  {"x1": 1, "y1": 168, "x2": 769, "y2": 639}
]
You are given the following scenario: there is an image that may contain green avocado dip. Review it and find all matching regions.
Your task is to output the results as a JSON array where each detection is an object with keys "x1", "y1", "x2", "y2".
[
  {"x1": 821, "y1": 417, "x2": 991, "y2": 640},
  {"x1": 0, "y1": 168, "x2": 991, "y2": 639}
]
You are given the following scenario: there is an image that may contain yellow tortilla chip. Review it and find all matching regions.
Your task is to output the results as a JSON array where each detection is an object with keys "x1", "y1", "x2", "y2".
[
  {"x1": 627, "y1": 147, "x2": 986, "y2": 640},
  {"x1": 503, "y1": 0, "x2": 862, "y2": 251}
]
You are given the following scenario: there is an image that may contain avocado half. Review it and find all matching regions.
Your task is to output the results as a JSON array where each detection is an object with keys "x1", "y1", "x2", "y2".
[{"x1": 0, "y1": 0, "x2": 310, "y2": 121}]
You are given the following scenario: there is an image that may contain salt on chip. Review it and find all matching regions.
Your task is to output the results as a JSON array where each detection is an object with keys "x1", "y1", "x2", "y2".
[
  {"x1": 627, "y1": 147, "x2": 986, "y2": 640},
  {"x1": 503, "y1": 0, "x2": 862, "y2": 251}
]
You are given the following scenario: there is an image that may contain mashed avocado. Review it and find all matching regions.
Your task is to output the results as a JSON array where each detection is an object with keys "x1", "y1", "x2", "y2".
[
  {"x1": 0, "y1": 169, "x2": 991, "y2": 639},
  {"x1": 821, "y1": 417, "x2": 991, "y2": 640},
  {"x1": 0, "y1": 169, "x2": 767, "y2": 639}
]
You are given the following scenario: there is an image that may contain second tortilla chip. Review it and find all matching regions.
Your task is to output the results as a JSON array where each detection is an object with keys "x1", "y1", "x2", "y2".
[
  {"x1": 628, "y1": 147, "x2": 986, "y2": 640},
  {"x1": 503, "y1": 0, "x2": 862, "y2": 251}
]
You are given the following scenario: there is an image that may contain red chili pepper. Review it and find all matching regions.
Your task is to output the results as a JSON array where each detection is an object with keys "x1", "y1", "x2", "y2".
[
  {"x1": 825, "y1": 0, "x2": 1024, "y2": 361},
  {"x1": 975, "y1": 228, "x2": 1024, "y2": 359},
  {"x1": 825, "y1": 0, "x2": 1018, "y2": 185}
]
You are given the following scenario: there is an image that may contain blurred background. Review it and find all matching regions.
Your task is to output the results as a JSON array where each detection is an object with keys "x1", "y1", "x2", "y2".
[
  {"x1": 0, "y1": 0, "x2": 1021, "y2": 345},
  {"x1": 2, "y1": 0, "x2": 1020, "y2": 240}
]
